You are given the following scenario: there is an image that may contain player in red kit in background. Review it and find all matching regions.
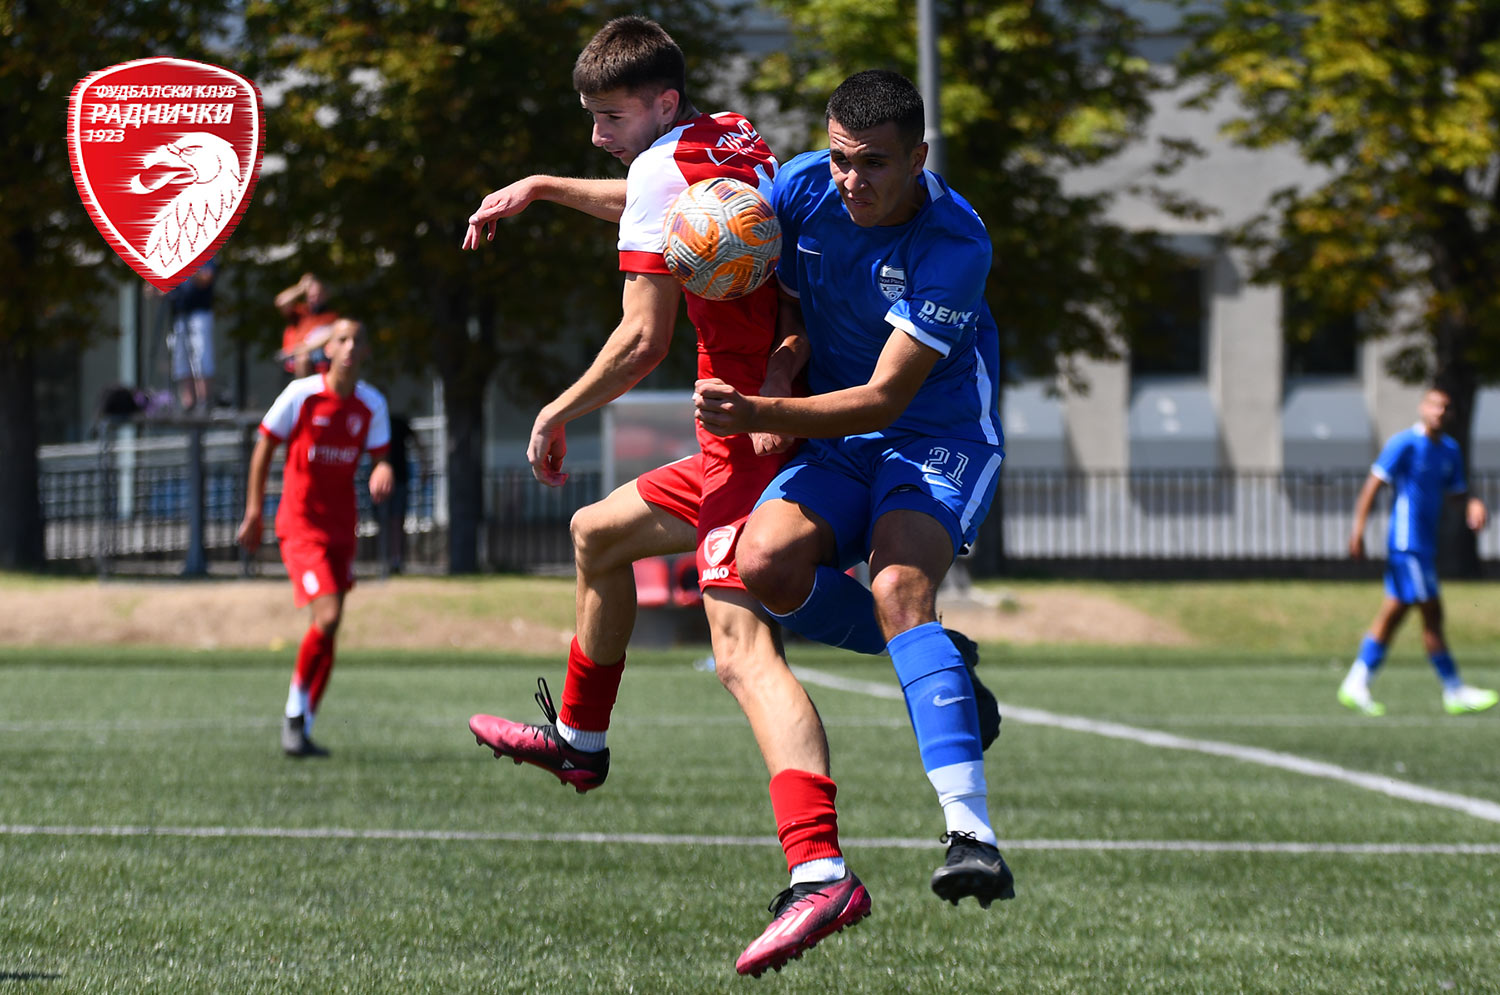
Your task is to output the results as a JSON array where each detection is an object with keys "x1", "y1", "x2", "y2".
[
  {"x1": 237, "y1": 318, "x2": 393, "y2": 757},
  {"x1": 460, "y1": 16, "x2": 868, "y2": 976}
]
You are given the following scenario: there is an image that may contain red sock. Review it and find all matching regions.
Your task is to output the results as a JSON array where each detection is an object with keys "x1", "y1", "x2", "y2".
[
  {"x1": 556, "y1": 637, "x2": 625, "y2": 732},
  {"x1": 303, "y1": 626, "x2": 337, "y2": 713},
  {"x1": 292, "y1": 625, "x2": 330, "y2": 695},
  {"x1": 769, "y1": 769, "x2": 843, "y2": 872}
]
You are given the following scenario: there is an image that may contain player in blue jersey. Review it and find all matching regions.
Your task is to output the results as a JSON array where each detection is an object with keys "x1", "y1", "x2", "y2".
[
  {"x1": 1339, "y1": 387, "x2": 1496, "y2": 716},
  {"x1": 695, "y1": 69, "x2": 1013, "y2": 909}
]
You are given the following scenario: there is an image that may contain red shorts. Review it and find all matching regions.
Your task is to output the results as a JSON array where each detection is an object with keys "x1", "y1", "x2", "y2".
[
  {"x1": 278, "y1": 534, "x2": 356, "y2": 607},
  {"x1": 635, "y1": 432, "x2": 792, "y2": 593}
]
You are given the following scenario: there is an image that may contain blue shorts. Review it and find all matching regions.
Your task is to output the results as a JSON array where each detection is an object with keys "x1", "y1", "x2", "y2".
[
  {"x1": 757, "y1": 433, "x2": 1004, "y2": 569},
  {"x1": 1385, "y1": 550, "x2": 1439, "y2": 604}
]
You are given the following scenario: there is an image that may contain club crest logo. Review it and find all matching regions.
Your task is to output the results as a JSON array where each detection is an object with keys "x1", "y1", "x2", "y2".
[
  {"x1": 68, "y1": 58, "x2": 264, "y2": 292},
  {"x1": 346, "y1": 414, "x2": 364, "y2": 437},
  {"x1": 702, "y1": 525, "x2": 737, "y2": 567},
  {"x1": 877, "y1": 264, "x2": 906, "y2": 302}
]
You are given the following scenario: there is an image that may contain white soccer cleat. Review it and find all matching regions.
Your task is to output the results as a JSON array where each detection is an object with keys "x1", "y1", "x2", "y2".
[
  {"x1": 1442, "y1": 685, "x2": 1499, "y2": 716},
  {"x1": 1337, "y1": 679, "x2": 1386, "y2": 717}
]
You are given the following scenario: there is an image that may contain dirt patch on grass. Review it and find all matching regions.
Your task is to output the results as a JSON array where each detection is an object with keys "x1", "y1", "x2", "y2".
[{"x1": 0, "y1": 577, "x2": 1189, "y2": 651}]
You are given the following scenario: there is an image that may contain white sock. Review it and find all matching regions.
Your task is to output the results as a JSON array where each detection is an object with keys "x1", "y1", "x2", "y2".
[
  {"x1": 927, "y1": 760, "x2": 997, "y2": 845},
  {"x1": 285, "y1": 683, "x2": 309, "y2": 720},
  {"x1": 789, "y1": 857, "x2": 846, "y2": 886},
  {"x1": 1343, "y1": 661, "x2": 1372, "y2": 688},
  {"x1": 304, "y1": 710, "x2": 316, "y2": 736},
  {"x1": 554, "y1": 719, "x2": 606, "y2": 753}
]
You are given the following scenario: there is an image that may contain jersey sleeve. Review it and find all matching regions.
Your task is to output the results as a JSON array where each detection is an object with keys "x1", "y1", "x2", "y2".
[
  {"x1": 1445, "y1": 437, "x2": 1468, "y2": 494},
  {"x1": 772, "y1": 152, "x2": 822, "y2": 299},
  {"x1": 617, "y1": 144, "x2": 683, "y2": 275},
  {"x1": 1371, "y1": 432, "x2": 1408, "y2": 483},
  {"x1": 360, "y1": 385, "x2": 391, "y2": 457},
  {"x1": 886, "y1": 229, "x2": 992, "y2": 358},
  {"x1": 259, "y1": 379, "x2": 307, "y2": 442}
]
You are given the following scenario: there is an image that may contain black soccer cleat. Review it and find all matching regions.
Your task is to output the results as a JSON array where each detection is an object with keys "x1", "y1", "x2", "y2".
[
  {"x1": 930, "y1": 830, "x2": 1015, "y2": 908},
  {"x1": 281, "y1": 714, "x2": 330, "y2": 758},
  {"x1": 944, "y1": 629, "x2": 1001, "y2": 750}
]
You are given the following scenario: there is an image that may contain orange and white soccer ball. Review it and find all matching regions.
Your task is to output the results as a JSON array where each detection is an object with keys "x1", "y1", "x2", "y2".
[{"x1": 662, "y1": 176, "x2": 781, "y2": 301}]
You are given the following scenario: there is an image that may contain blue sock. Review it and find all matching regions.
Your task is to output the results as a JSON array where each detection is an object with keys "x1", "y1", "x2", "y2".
[
  {"x1": 1429, "y1": 651, "x2": 1461, "y2": 692},
  {"x1": 1357, "y1": 635, "x2": 1388, "y2": 676},
  {"x1": 770, "y1": 565, "x2": 885, "y2": 655},
  {"x1": 888, "y1": 621, "x2": 983, "y2": 771}
]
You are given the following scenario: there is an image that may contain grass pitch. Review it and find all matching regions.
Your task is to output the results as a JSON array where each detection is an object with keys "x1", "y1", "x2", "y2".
[{"x1": 3, "y1": 643, "x2": 1499, "y2": 994}]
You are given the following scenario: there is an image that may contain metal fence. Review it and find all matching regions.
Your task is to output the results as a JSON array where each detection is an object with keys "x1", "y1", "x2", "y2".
[{"x1": 39, "y1": 425, "x2": 1500, "y2": 575}]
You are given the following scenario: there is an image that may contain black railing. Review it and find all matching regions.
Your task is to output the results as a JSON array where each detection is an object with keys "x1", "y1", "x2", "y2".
[{"x1": 39, "y1": 427, "x2": 1500, "y2": 576}]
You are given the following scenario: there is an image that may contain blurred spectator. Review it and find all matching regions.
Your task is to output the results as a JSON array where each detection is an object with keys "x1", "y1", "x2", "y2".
[
  {"x1": 380, "y1": 413, "x2": 426, "y2": 574},
  {"x1": 168, "y1": 258, "x2": 218, "y2": 410},
  {"x1": 275, "y1": 272, "x2": 339, "y2": 378}
]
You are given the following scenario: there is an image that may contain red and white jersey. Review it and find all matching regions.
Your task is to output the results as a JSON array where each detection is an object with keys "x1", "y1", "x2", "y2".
[
  {"x1": 259, "y1": 374, "x2": 390, "y2": 544},
  {"x1": 618, "y1": 111, "x2": 779, "y2": 383}
]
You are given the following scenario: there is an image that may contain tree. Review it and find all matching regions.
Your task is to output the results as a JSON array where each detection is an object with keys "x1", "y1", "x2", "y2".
[
  {"x1": 751, "y1": 0, "x2": 1198, "y2": 572},
  {"x1": 1179, "y1": 0, "x2": 1500, "y2": 571},
  {"x1": 0, "y1": 0, "x2": 236, "y2": 568},
  {"x1": 240, "y1": 0, "x2": 730, "y2": 572},
  {"x1": 753, "y1": 0, "x2": 1200, "y2": 393}
]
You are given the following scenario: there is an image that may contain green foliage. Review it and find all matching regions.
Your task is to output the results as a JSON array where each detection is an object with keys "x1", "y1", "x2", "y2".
[
  {"x1": 237, "y1": 0, "x2": 732, "y2": 405},
  {"x1": 0, "y1": 0, "x2": 235, "y2": 352},
  {"x1": 1180, "y1": 0, "x2": 1500, "y2": 416},
  {"x1": 753, "y1": 0, "x2": 1199, "y2": 388}
]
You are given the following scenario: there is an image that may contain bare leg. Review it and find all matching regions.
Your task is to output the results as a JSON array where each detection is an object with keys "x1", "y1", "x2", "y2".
[
  {"x1": 704, "y1": 587, "x2": 829, "y2": 778},
  {"x1": 569, "y1": 481, "x2": 696, "y2": 662}
]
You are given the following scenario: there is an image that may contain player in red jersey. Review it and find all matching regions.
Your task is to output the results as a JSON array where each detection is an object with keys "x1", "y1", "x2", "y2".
[
  {"x1": 460, "y1": 17, "x2": 867, "y2": 976},
  {"x1": 237, "y1": 318, "x2": 393, "y2": 758}
]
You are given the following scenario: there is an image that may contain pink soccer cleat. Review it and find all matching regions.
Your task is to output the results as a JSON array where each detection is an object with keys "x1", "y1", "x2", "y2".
[
  {"x1": 735, "y1": 872, "x2": 871, "y2": 977},
  {"x1": 469, "y1": 678, "x2": 609, "y2": 793}
]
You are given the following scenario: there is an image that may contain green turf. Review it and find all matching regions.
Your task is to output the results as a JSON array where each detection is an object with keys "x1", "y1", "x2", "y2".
[{"x1": 3, "y1": 645, "x2": 1499, "y2": 993}]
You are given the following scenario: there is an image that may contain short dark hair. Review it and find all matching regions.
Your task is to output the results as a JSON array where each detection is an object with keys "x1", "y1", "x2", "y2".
[
  {"x1": 572, "y1": 16, "x2": 688, "y2": 103},
  {"x1": 826, "y1": 69, "x2": 925, "y2": 149}
]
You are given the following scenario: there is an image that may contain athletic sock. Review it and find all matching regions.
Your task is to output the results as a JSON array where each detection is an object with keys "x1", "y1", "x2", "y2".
[
  {"x1": 769, "y1": 565, "x2": 885, "y2": 655},
  {"x1": 554, "y1": 637, "x2": 623, "y2": 752},
  {"x1": 889, "y1": 621, "x2": 993, "y2": 838},
  {"x1": 1353, "y1": 635, "x2": 1387, "y2": 681},
  {"x1": 286, "y1": 624, "x2": 333, "y2": 719},
  {"x1": 769, "y1": 769, "x2": 844, "y2": 880},
  {"x1": 307, "y1": 629, "x2": 337, "y2": 716},
  {"x1": 927, "y1": 761, "x2": 997, "y2": 846},
  {"x1": 1429, "y1": 650, "x2": 1462, "y2": 692}
]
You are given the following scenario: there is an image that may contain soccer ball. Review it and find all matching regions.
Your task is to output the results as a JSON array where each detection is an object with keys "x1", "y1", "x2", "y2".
[{"x1": 662, "y1": 177, "x2": 781, "y2": 301}]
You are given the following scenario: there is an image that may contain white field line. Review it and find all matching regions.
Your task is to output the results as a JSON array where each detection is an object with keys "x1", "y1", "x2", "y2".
[
  {"x1": 2, "y1": 823, "x2": 1498, "y2": 855},
  {"x1": 793, "y1": 667, "x2": 1500, "y2": 825}
]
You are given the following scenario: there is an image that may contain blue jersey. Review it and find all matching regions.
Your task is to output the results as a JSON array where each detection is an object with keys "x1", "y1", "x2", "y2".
[
  {"x1": 1372, "y1": 425, "x2": 1466, "y2": 555},
  {"x1": 772, "y1": 150, "x2": 1003, "y2": 447}
]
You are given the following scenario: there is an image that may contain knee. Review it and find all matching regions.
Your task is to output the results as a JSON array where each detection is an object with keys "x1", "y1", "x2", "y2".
[
  {"x1": 869, "y1": 566, "x2": 934, "y2": 634},
  {"x1": 736, "y1": 528, "x2": 788, "y2": 602},
  {"x1": 313, "y1": 607, "x2": 342, "y2": 636},
  {"x1": 569, "y1": 505, "x2": 613, "y2": 572}
]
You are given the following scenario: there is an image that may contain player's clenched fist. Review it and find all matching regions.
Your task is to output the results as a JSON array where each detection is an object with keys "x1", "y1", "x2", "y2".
[
  {"x1": 694, "y1": 378, "x2": 755, "y2": 437},
  {"x1": 236, "y1": 509, "x2": 263, "y2": 555}
]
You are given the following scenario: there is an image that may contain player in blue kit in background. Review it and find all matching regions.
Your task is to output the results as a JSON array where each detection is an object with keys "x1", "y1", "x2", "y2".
[
  {"x1": 695, "y1": 69, "x2": 1013, "y2": 909},
  {"x1": 1339, "y1": 387, "x2": 1496, "y2": 716}
]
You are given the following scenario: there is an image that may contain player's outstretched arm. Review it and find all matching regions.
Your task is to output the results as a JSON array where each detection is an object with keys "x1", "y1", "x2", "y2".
[
  {"x1": 462, "y1": 176, "x2": 628, "y2": 249},
  {"x1": 527, "y1": 271, "x2": 681, "y2": 486},
  {"x1": 236, "y1": 433, "x2": 277, "y2": 554},
  {"x1": 1348, "y1": 472, "x2": 1383, "y2": 559},
  {"x1": 696, "y1": 327, "x2": 939, "y2": 440}
]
